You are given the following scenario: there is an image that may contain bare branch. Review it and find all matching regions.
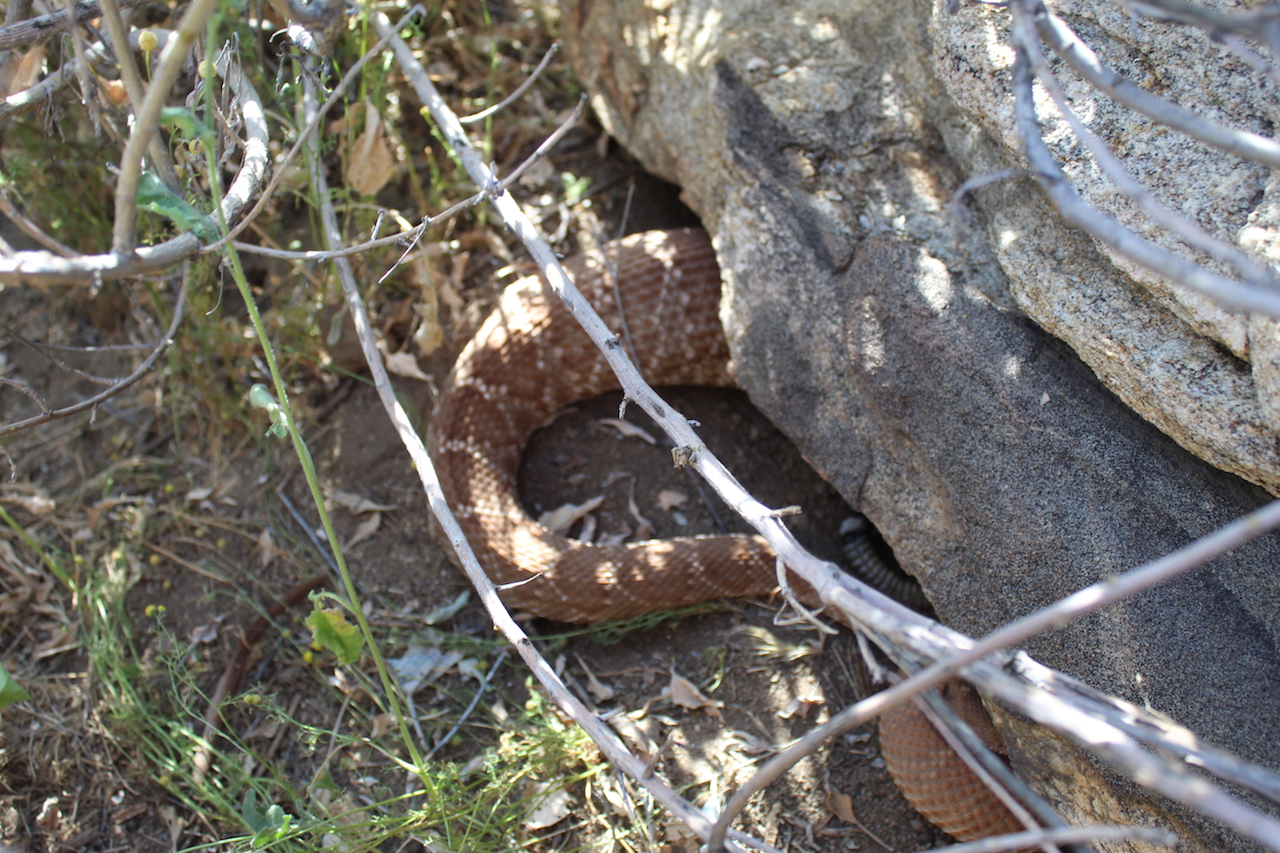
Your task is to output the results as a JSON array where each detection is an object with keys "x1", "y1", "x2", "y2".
[
  {"x1": 57, "y1": 0, "x2": 102, "y2": 135},
  {"x1": 1008, "y1": 1, "x2": 1280, "y2": 318},
  {"x1": 0, "y1": 192, "x2": 78, "y2": 257},
  {"x1": 915, "y1": 689, "x2": 1061, "y2": 843},
  {"x1": 0, "y1": 0, "x2": 141, "y2": 52},
  {"x1": 200, "y1": 9, "x2": 422, "y2": 255},
  {"x1": 230, "y1": 93, "x2": 587, "y2": 271},
  {"x1": 0, "y1": 322, "x2": 129, "y2": 384},
  {"x1": 1033, "y1": 2, "x2": 1280, "y2": 169},
  {"x1": 0, "y1": 268, "x2": 189, "y2": 438},
  {"x1": 1010, "y1": 655, "x2": 1280, "y2": 808},
  {"x1": 924, "y1": 490, "x2": 1280, "y2": 728},
  {"x1": 971, "y1": 650, "x2": 1280, "y2": 850},
  {"x1": 1020, "y1": 6, "x2": 1280, "y2": 293},
  {"x1": 0, "y1": 376, "x2": 49, "y2": 413},
  {"x1": 0, "y1": 38, "x2": 105, "y2": 121},
  {"x1": 708, "y1": 391, "x2": 1280, "y2": 849},
  {"x1": 1120, "y1": 0, "x2": 1280, "y2": 47},
  {"x1": 950, "y1": 168, "x2": 1040, "y2": 248},
  {"x1": 458, "y1": 42, "x2": 560, "y2": 124},
  {"x1": 99, "y1": 0, "x2": 180, "y2": 190},
  {"x1": 1220, "y1": 32, "x2": 1280, "y2": 86}
]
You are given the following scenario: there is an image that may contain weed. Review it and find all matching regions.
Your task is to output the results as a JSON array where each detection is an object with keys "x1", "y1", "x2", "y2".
[{"x1": 0, "y1": 1, "x2": 677, "y2": 850}]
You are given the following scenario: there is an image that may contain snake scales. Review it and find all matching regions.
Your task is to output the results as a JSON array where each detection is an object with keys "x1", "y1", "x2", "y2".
[{"x1": 429, "y1": 227, "x2": 1025, "y2": 843}]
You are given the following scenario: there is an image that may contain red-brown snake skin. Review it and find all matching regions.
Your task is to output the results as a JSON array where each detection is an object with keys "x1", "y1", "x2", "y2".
[{"x1": 428, "y1": 228, "x2": 1026, "y2": 843}]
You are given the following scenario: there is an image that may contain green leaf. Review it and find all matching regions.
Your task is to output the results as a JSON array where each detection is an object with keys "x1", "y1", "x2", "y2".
[
  {"x1": 240, "y1": 789, "x2": 268, "y2": 832},
  {"x1": 243, "y1": 791, "x2": 296, "y2": 847},
  {"x1": 250, "y1": 804, "x2": 292, "y2": 847},
  {"x1": 136, "y1": 171, "x2": 218, "y2": 241},
  {"x1": 306, "y1": 607, "x2": 363, "y2": 665},
  {"x1": 247, "y1": 384, "x2": 290, "y2": 439},
  {"x1": 561, "y1": 172, "x2": 591, "y2": 204},
  {"x1": 159, "y1": 106, "x2": 215, "y2": 145},
  {"x1": 0, "y1": 664, "x2": 29, "y2": 712}
]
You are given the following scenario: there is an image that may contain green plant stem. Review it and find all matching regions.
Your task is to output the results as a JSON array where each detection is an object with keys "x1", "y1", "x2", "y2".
[{"x1": 201, "y1": 41, "x2": 432, "y2": 801}]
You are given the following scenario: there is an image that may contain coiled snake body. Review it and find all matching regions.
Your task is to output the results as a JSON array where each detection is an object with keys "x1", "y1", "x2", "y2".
[{"x1": 429, "y1": 228, "x2": 1024, "y2": 842}]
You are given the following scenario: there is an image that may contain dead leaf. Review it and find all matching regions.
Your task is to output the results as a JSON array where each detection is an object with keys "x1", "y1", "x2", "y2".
[
  {"x1": 256, "y1": 528, "x2": 276, "y2": 570},
  {"x1": 344, "y1": 512, "x2": 381, "y2": 548},
  {"x1": 328, "y1": 489, "x2": 396, "y2": 514},
  {"x1": 0, "y1": 539, "x2": 24, "y2": 573},
  {"x1": 111, "y1": 802, "x2": 148, "y2": 823},
  {"x1": 346, "y1": 101, "x2": 395, "y2": 196},
  {"x1": 538, "y1": 496, "x2": 603, "y2": 536},
  {"x1": 424, "y1": 590, "x2": 470, "y2": 625},
  {"x1": 0, "y1": 589, "x2": 30, "y2": 618},
  {"x1": 523, "y1": 781, "x2": 572, "y2": 830},
  {"x1": 158, "y1": 804, "x2": 185, "y2": 847},
  {"x1": 824, "y1": 784, "x2": 888, "y2": 848},
  {"x1": 185, "y1": 486, "x2": 214, "y2": 502},
  {"x1": 190, "y1": 616, "x2": 225, "y2": 645},
  {"x1": 575, "y1": 656, "x2": 616, "y2": 702},
  {"x1": 36, "y1": 797, "x2": 61, "y2": 832},
  {"x1": 628, "y1": 488, "x2": 654, "y2": 541},
  {"x1": 656, "y1": 489, "x2": 688, "y2": 511},
  {"x1": 389, "y1": 645, "x2": 464, "y2": 694},
  {"x1": 606, "y1": 712, "x2": 657, "y2": 762},
  {"x1": 575, "y1": 513, "x2": 598, "y2": 543},
  {"x1": 3, "y1": 46, "x2": 44, "y2": 98},
  {"x1": 33, "y1": 626, "x2": 75, "y2": 660},
  {"x1": 663, "y1": 818, "x2": 700, "y2": 850},
  {"x1": 597, "y1": 418, "x2": 657, "y2": 444},
  {"x1": 594, "y1": 773, "x2": 635, "y2": 820},
  {"x1": 375, "y1": 338, "x2": 430, "y2": 380},
  {"x1": 100, "y1": 78, "x2": 128, "y2": 106},
  {"x1": 779, "y1": 692, "x2": 824, "y2": 719},
  {"x1": 667, "y1": 670, "x2": 723, "y2": 717},
  {"x1": 370, "y1": 713, "x2": 396, "y2": 739},
  {"x1": 411, "y1": 268, "x2": 443, "y2": 357},
  {"x1": 518, "y1": 157, "x2": 555, "y2": 188},
  {"x1": 456, "y1": 657, "x2": 484, "y2": 680},
  {"x1": 724, "y1": 730, "x2": 773, "y2": 755},
  {"x1": 596, "y1": 528, "x2": 630, "y2": 546}
]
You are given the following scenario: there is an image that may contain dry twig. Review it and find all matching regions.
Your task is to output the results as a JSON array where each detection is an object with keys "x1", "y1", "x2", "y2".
[
  {"x1": 0, "y1": 0, "x2": 141, "y2": 53},
  {"x1": 0, "y1": 268, "x2": 190, "y2": 438},
  {"x1": 1006, "y1": 0, "x2": 1280, "y2": 318}
]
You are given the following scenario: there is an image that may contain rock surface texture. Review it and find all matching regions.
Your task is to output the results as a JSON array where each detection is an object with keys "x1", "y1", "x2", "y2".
[{"x1": 558, "y1": 0, "x2": 1280, "y2": 850}]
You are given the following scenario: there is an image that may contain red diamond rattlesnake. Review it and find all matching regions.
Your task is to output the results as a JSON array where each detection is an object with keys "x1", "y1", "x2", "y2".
[{"x1": 429, "y1": 227, "x2": 1026, "y2": 843}]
